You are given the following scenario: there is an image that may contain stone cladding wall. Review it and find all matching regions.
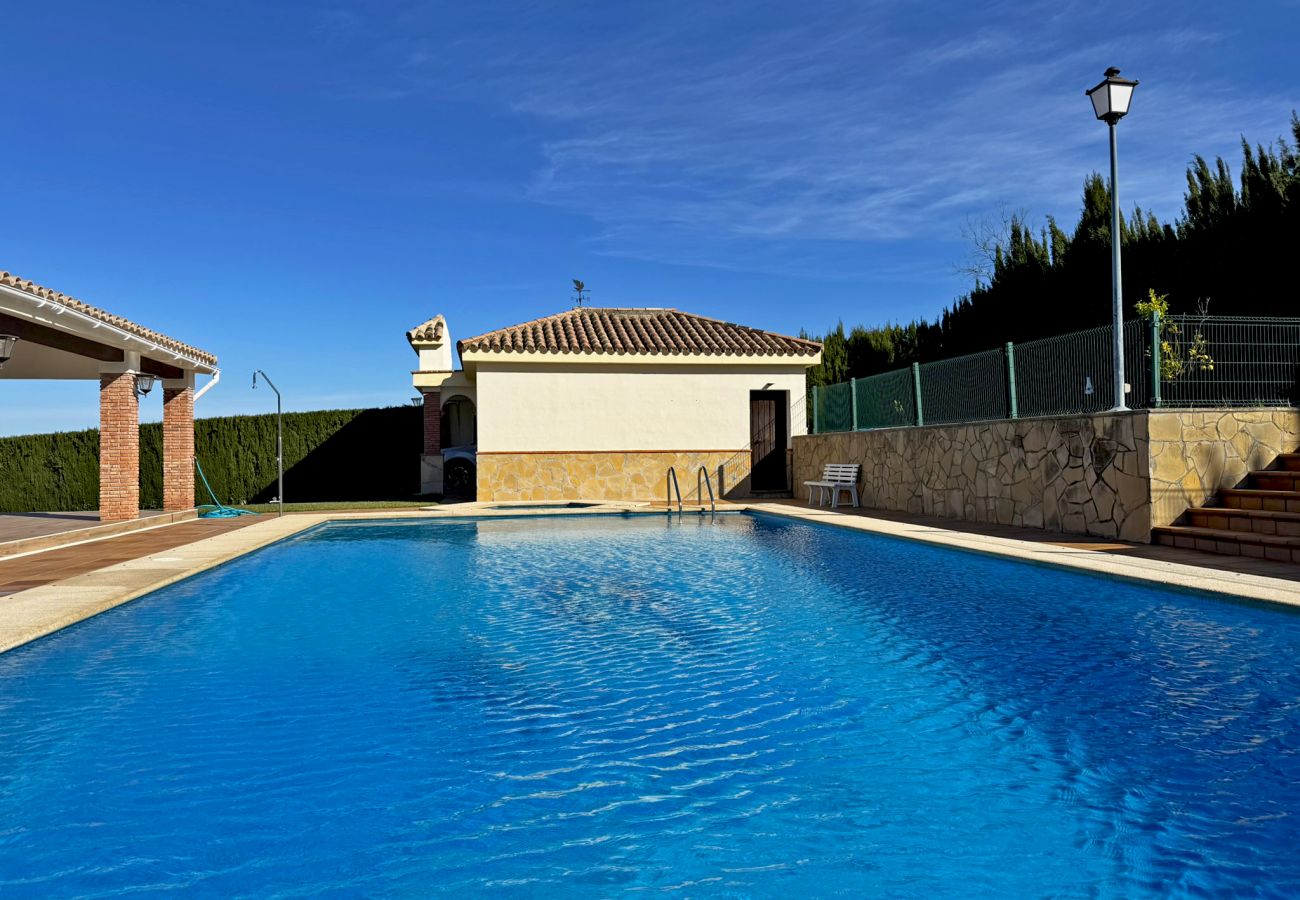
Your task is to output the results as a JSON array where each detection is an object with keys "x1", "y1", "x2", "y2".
[
  {"x1": 478, "y1": 451, "x2": 747, "y2": 503},
  {"x1": 794, "y1": 413, "x2": 1150, "y2": 541},
  {"x1": 793, "y1": 409, "x2": 1300, "y2": 542},
  {"x1": 1149, "y1": 410, "x2": 1300, "y2": 527}
]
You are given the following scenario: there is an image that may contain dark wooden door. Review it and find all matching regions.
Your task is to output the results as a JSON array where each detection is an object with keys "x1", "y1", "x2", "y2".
[{"x1": 750, "y1": 390, "x2": 788, "y2": 491}]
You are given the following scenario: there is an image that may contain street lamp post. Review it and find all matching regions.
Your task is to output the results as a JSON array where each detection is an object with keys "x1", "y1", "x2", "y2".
[
  {"x1": 1086, "y1": 67, "x2": 1139, "y2": 411},
  {"x1": 253, "y1": 370, "x2": 284, "y2": 517}
]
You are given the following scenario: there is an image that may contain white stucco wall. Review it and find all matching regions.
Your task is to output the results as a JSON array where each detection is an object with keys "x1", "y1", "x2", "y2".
[{"x1": 474, "y1": 362, "x2": 810, "y2": 452}]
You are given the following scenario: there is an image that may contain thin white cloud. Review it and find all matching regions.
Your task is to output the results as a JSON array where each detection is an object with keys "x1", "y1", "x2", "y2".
[{"x1": 309, "y1": 1, "x2": 1298, "y2": 279}]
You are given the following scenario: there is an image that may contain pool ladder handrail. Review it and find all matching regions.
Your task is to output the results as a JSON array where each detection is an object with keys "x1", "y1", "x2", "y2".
[
  {"x1": 697, "y1": 466, "x2": 716, "y2": 515},
  {"x1": 665, "y1": 466, "x2": 683, "y2": 515}
]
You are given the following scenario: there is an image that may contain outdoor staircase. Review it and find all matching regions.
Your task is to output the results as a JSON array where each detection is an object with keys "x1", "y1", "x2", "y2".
[{"x1": 1152, "y1": 453, "x2": 1300, "y2": 564}]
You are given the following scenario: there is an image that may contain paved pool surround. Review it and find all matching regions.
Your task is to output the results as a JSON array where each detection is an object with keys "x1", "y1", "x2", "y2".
[{"x1": 794, "y1": 409, "x2": 1300, "y2": 543}]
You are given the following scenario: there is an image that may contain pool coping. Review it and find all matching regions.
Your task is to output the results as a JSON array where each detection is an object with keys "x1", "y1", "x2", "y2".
[
  {"x1": 747, "y1": 503, "x2": 1300, "y2": 608},
  {"x1": 3, "y1": 500, "x2": 1300, "y2": 656}
]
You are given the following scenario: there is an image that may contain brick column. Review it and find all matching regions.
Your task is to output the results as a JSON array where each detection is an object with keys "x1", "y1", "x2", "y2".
[
  {"x1": 99, "y1": 371, "x2": 140, "y2": 521},
  {"x1": 423, "y1": 389, "x2": 442, "y2": 453},
  {"x1": 162, "y1": 376, "x2": 196, "y2": 511}
]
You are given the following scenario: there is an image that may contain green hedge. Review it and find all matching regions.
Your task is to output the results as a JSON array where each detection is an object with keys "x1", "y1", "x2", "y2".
[{"x1": 0, "y1": 406, "x2": 422, "y2": 512}]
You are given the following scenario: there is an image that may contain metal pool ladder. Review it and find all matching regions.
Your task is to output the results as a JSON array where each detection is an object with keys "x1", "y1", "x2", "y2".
[
  {"x1": 697, "y1": 465, "x2": 716, "y2": 514},
  {"x1": 665, "y1": 466, "x2": 683, "y2": 515}
]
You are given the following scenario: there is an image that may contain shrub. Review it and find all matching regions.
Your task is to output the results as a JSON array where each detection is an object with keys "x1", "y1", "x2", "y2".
[{"x1": 0, "y1": 405, "x2": 421, "y2": 512}]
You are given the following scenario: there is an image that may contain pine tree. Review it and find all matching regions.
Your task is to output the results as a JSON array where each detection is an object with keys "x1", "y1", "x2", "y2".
[{"x1": 806, "y1": 112, "x2": 1300, "y2": 379}]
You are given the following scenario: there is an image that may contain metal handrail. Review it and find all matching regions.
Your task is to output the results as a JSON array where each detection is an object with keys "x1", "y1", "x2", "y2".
[
  {"x1": 665, "y1": 466, "x2": 682, "y2": 515},
  {"x1": 697, "y1": 466, "x2": 715, "y2": 514}
]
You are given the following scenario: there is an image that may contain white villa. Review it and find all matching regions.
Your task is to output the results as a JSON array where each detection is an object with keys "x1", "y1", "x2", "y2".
[{"x1": 407, "y1": 307, "x2": 822, "y2": 502}]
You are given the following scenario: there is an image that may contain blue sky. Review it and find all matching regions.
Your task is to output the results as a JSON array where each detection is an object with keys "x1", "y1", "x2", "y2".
[{"x1": 2, "y1": 0, "x2": 1297, "y2": 435}]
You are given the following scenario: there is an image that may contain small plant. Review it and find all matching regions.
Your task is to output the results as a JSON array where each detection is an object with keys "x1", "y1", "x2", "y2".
[{"x1": 1135, "y1": 289, "x2": 1214, "y2": 381}]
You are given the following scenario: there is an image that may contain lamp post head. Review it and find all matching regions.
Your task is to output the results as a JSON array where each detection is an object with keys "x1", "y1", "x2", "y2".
[
  {"x1": 0, "y1": 334, "x2": 18, "y2": 370},
  {"x1": 1086, "y1": 67, "x2": 1139, "y2": 124}
]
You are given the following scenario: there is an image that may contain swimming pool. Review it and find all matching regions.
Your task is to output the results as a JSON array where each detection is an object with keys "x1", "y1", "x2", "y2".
[{"x1": 2, "y1": 512, "x2": 1299, "y2": 896}]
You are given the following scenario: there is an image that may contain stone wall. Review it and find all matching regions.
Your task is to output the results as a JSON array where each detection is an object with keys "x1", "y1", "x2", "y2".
[
  {"x1": 794, "y1": 414, "x2": 1151, "y2": 541},
  {"x1": 793, "y1": 408, "x2": 1300, "y2": 542},
  {"x1": 1149, "y1": 410, "x2": 1300, "y2": 527},
  {"x1": 477, "y1": 451, "x2": 749, "y2": 503}
]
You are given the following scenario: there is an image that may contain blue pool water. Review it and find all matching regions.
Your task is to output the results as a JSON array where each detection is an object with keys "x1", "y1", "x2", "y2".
[{"x1": 2, "y1": 513, "x2": 1300, "y2": 897}]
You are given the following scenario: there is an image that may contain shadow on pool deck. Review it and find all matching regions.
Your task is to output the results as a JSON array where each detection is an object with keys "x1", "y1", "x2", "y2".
[{"x1": 764, "y1": 498, "x2": 1300, "y2": 583}]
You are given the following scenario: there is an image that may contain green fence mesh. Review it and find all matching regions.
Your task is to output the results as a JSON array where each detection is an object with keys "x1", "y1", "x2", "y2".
[
  {"x1": 814, "y1": 381, "x2": 854, "y2": 433},
  {"x1": 1010, "y1": 320, "x2": 1153, "y2": 416},
  {"x1": 809, "y1": 314, "x2": 1300, "y2": 434},
  {"x1": 853, "y1": 369, "x2": 915, "y2": 429},
  {"x1": 919, "y1": 348, "x2": 1008, "y2": 425},
  {"x1": 1158, "y1": 316, "x2": 1300, "y2": 407}
]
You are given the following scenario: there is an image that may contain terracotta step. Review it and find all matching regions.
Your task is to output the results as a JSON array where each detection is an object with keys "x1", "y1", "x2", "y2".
[
  {"x1": 1152, "y1": 524, "x2": 1300, "y2": 563},
  {"x1": 1219, "y1": 488, "x2": 1300, "y2": 514},
  {"x1": 1251, "y1": 469, "x2": 1300, "y2": 491},
  {"x1": 1277, "y1": 453, "x2": 1300, "y2": 472},
  {"x1": 1184, "y1": 507, "x2": 1300, "y2": 537}
]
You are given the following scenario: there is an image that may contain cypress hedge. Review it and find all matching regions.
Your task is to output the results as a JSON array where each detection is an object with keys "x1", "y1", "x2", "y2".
[{"x1": 0, "y1": 405, "x2": 422, "y2": 512}]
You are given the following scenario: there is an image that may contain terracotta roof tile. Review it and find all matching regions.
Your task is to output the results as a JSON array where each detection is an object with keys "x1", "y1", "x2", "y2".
[
  {"x1": 458, "y1": 308, "x2": 821, "y2": 358},
  {"x1": 406, "y1": 314, "x2": 445, "y2": 343},
  {"x1": 0, "y1": 270, "x2": 217, "y2": 368}
]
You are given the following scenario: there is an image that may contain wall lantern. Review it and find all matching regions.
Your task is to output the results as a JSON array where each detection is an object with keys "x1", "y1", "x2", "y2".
[
  {"x1": 411, "y1": 395, "x2": 424, "y2": 407},
  {"x1": 135, "y1": 373, "x2": 159, "y2": 398},
  {"x1": 0, "y1": 334, "x2": 18, "y2": 370}
]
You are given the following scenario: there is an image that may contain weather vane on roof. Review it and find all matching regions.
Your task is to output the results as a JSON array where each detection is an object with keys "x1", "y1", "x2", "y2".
[{"x1": 572, "y1": 279, "x2": 589, "y2": 308}]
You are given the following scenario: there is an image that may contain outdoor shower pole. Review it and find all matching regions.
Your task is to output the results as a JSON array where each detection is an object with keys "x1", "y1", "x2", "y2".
[
  {"x1": 1108, "y1": 120, "x2": 1127, "y2": 411},
  {"x1": 253, "y1": 370, "x2": 283, "y2": 517}
]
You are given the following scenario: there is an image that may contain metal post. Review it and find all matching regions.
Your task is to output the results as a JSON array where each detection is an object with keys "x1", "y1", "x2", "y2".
[
  {"x1": 1005, "y1": 342, "x2": 1019, "y2": 419},
  {"x1": 1109, "y1": 121, "x2": 1127, "y2": 411},
  {"x1": 253, "y1": 370, "x2": 284, "y2": 517},
  {"x1": 1149, "y1": 309, "x2": 1162, "y2": 408},
  {"x1": 850, "y1": 377, "x2": 858, "y2": 431},
  {"x1": 812, "y1": 385, "x2": 821, "y2": 434},
  {"x1": 911, "y1": 363, "x2": 924, "y2": 426}
]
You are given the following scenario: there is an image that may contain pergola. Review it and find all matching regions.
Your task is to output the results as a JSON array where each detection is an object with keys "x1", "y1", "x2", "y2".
[{"x1": 0, "y1": 271, "x2": 218, "y2": 521}]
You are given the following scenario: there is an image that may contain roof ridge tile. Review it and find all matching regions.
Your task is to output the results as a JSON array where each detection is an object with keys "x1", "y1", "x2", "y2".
[{"x1": 457, "y1": 307, "x2": 820, "y2": 359}]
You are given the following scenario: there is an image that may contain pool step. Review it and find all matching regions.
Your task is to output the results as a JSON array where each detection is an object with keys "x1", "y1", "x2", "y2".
[{"x1": 1152, "y1": 524, "x2": 1300, "y2": 562}]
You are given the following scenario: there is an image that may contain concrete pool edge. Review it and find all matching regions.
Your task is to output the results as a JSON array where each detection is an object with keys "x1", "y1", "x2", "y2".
[
  {"x1": 747, "y1": 503, "x2": 1300, "y2": 609},
  {"x1": 3, "y1": 500, "x2": 1300, "y2": 656}
]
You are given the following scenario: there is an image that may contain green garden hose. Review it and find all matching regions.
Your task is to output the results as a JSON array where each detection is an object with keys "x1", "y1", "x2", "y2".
[{"x1": 194, "y1": 457, "x2": 258, "y2": 518}]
